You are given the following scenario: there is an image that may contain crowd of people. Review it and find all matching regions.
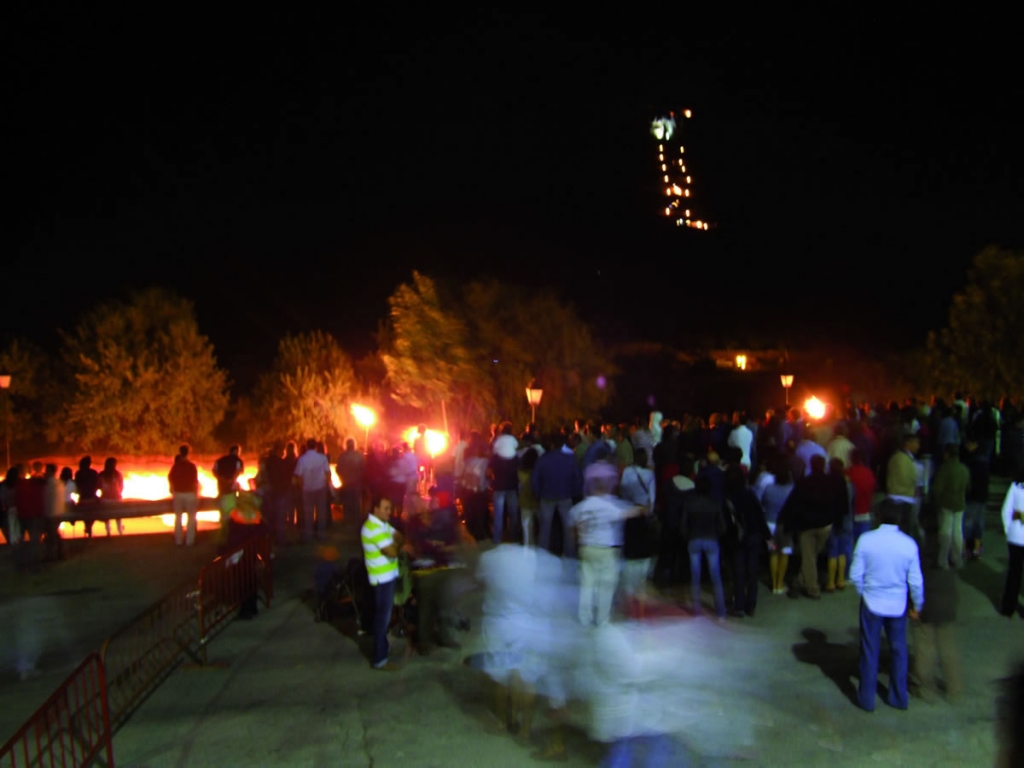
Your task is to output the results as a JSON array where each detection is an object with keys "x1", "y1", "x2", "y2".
[
  {"x1": 3, "y1": 392, "x2": 1024, "y2": 760},
  {"x1": 338, "y1": 394, "x2": 1024, "y2": 762},
  {"x1": 347, "y1": 395, "x2": 1024, "y2": 725},
  {"x1": 0, "y1": 456, "x2": 125, "y2": 570}
]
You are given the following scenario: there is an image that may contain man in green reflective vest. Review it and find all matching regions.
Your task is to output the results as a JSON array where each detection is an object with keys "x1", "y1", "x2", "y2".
[{"x1": 361, "y1": 496, "x2": 404, "y2": 670}]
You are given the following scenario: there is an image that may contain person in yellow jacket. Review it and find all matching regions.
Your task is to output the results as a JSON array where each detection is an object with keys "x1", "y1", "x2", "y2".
[
  {"x1": 223, "y1": 487, "x2": 266, "y2": 553},
  {"x1": 886, "y1": 433, "x2": 922, "y2": 540}
]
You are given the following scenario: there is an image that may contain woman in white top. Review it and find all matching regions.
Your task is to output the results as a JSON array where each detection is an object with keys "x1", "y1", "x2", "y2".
[
  {"x1": 1000, "y1": 471, "x2": 1024, "y2": 617},
  {"x1": 60, "y1": 467, "x2": 77, "y2": 504}
]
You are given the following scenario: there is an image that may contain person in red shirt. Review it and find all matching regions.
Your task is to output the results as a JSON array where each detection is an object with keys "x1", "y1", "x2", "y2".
[
  {"x1": 847, "y1": 449, "x2": 878, "y2": 548},
  {"x1": 16, "y1": 464, "x2": 47, "y2": 572},
  {"x1": 169, "y1": 445, "x2": 201, "y2": 546}
]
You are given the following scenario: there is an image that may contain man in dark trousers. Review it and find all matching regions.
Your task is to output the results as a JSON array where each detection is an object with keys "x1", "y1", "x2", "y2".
[{"x1": 850, "y1": 500, "x2": 924, "y2": 711}]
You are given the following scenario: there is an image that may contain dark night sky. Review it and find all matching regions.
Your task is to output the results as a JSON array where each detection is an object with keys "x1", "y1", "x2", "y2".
[{"x1": 7, "y1": 10, "x2": 1021, "y2": 391}]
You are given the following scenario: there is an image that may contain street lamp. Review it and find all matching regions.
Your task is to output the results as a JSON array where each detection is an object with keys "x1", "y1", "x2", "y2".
[
  {"x1": 0, "y1": 374, "x2": 10, "y2": 470},
  {"x1": 780, "y1": 374, "x2": 794, "y2": 406},
  {"x1": 350, "y1": 404, "x2": 376, "y2": 450},
  {"x1": 525, "y1": 382, "x2": 544, "y2": 425}
]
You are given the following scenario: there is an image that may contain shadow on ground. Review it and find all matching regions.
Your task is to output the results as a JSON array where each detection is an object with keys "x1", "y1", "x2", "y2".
[
  {"x1": 792, "y1": 628, "x2": 859, "y2": 705},
  {"x1": 958, "y1": 556, "x2": 1008, "y2": 614}
]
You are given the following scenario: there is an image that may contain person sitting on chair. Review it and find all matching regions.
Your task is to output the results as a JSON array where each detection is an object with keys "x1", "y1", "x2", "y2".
[{"x1": 406, "y1": 488, "x2": 473, "y2": 654}]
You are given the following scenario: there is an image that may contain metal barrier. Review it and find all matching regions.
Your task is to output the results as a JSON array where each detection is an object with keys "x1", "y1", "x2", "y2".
[
  {"x1": 0, "y1": 653, "x2": 113, "y2": 768},
  {"x1": 98, "y1": 580, "x2": 203, "y2": 728},
  {"x1": 196, "y1": 534, "x2": 272, "y2": 663}
]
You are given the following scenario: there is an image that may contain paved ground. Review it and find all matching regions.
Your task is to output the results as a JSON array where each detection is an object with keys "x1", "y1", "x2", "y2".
[{"x1": 2, "y1": 482, "x2": 1023, "y2": 766}]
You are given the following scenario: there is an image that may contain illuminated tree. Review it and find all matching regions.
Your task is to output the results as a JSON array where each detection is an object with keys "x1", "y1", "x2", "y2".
[
  {"x1": 52, "y1": 289, "x2": 229, "y2": 453},
  {"x1": 250, "y1": 330, "x2": 360, "y2": 447},
  {"x1": 925, "y1": 247, "x2": 1024, "y2": 398},
  {"x1": 0, "y1": 338, "x2": 56, "y2": 449},
  {"x1": 381, "y1": 271, "x2": 494, "y2": 433},
  {"x1": 465, "y1": 282, "x2": 616, "y2": 429}
]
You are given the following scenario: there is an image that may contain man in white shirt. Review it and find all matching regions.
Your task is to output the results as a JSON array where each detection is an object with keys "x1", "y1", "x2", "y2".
[
  {"x1": 727, "y1": 413, "x2": 753, "y2": 470},
  {"x1": 850, "y1": 500, "x2": 924, "y2": 712},
  {"x1": 294, "y1": 439, "x2": 332, "y2": 543},
  {"x1": 568, "y1": 461, "x2": 645, "y2": 626},
  {"x1": 1000, "y1": 475, "x2": 1024, "y2": 617}
]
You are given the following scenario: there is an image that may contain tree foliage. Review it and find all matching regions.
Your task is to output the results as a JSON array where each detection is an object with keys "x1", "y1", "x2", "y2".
[
  {"x1": 0, "y1": 338, "x2": 56, "y2": 450},
  {"x1": 52, "y1": 288, "x2": 229, "y2": 453},
  {"x1": 925, "y1": 246, "x2": 1024, "y2": 398},
  {"x1": 465, "y1": 282, "x2": 615, "y2": 429},
  {"x1": 250, "y1": 330, "x2": 360, "y2": 447},
  {"x1": 381, "y1": 272, "x2": 614, "y2": 433},
  {"x1": 380, "y1": 271, "x2": 494, "y2": 432}
]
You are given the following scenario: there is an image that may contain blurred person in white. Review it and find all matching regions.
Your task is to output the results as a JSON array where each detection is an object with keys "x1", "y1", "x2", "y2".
[
  {"x1": 585, "y1": 617, "x2": 761, "y2": 766},
  {"x1": 568, "y1": 460, "x2": 646, "y2": 626},
  {"x1": 1000, "y1": 468, "x2": 1024, "y2": 618},
  {"x1": 619, "y1": 448, "x2": 657, "y2": 606},
  {"x1": 477, "y1": 545, "x2": 583, "y2": 757},
  {"x1": 478, "y1": 545, "x2": 542, "y2": 737}
]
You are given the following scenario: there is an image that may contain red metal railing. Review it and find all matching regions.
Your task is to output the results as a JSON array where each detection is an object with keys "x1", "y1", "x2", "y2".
[
  {"x1": 196, "y1": 534, "x2": 272, "y2": 662},
  {"x1": 0, "y1": 653, "x2": 113, "y2": 768},
  {"x1": 98, "y1": 579, "x2": 203, "y2": 728},
  {"x1": 2, "y1": 534, "x2": 275, "y2": 763}
]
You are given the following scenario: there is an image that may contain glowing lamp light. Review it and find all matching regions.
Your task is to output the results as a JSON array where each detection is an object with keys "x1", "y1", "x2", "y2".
[
  {"x1": 350, "y1": 404, "x2": 376, "y2": 429},
  {"x1": 684, "y1": 189, "x2": 690, "y2": 197},
  {"x1": 658, "y1": 144, "x2": 663, "y2": 151},
  {"x1": 671, "y1": 184, "x2": 683, "y2": 196},
  {"x1": 526, "y1": 383, "x2": 544, "y2": 423},
  {"x1": 686, "y1": 176, "x2": 692, "y2": 184},
  {"x1": 684, "y1": 209, "x2": 691, "y2": 217},
  {"x1": 684, "y1": 109, "x2": 692, "y2": 118},
  {"x1": 658, "y1": 153, "x2": 664, "y2": 161},
  {"x1": 0, "y1": 376, "x2": 10, "y2": 389},
  {"x1": 703, "y1": 223, "x2": 708, "y2": 230},
  {"x1": 780, "y1": 374, "x2": 794, "y2": 405},
  {"x1": 804, "y1": 396, "x2": 827, "y2": 421},
  {"x1": 680, "y1": 146, "x2": 685, "y2": 153},
  {"x1": 661, "y1": 163, "x2": 667, "y2": 171},
  {"x1": 663, "y1": 174, "x2": 669, "y2": 182},
  {"x1": 736, "y1": 355, "x2": 747, "y2": 370},
  {"x1": 665, "y1": 188, "x2": 672, "y2": 196},
  {"x1": 664, "y1": 207, "x2": 672, "y2": 216}
]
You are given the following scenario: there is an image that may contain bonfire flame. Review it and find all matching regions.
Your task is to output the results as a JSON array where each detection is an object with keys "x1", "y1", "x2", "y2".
[
  {"x1": 400, "y1": 427, "x2": 449, "y2": 458},
  {"x1": 804, "y1": 396, "x2": 827, "y2": 421}
]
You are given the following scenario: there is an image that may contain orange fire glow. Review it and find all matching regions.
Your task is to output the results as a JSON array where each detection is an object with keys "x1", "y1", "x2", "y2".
[
  {"x1": 400, "y1": 428, "x2": 449, "y2": 457},
  {"x1": 804, "y1": 396, "x2": 827, "y2": 420},
  {"x1": 48, "y1": 455, "x2": 341, "y2": 537}
]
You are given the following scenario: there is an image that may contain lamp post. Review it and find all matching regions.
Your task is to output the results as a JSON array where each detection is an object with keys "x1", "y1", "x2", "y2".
[
  {"x1": 525, "y1": 382, "x2": 544, "y2": 426},
  {"x1": 350, "y1": 404, "x2": 376, "y2": 450},
  {"x1": 0, "y1": 374, "x2": 10, "y2": 470},
  {"x1": 780, "y1": 374, "x2": 794, "y2": 406}
]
